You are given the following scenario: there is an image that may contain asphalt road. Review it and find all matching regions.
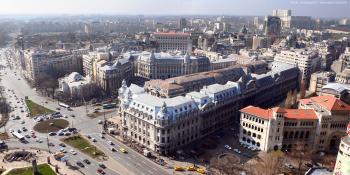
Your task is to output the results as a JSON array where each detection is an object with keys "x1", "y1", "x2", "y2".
[{"x1": 0, "y1": 47, "x2": 172, "y2": 175}]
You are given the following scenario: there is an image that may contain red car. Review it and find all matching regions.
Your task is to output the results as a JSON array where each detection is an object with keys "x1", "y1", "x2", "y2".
[{"x1": 97, "y1": 168, "x2": 105, "y2": 174}]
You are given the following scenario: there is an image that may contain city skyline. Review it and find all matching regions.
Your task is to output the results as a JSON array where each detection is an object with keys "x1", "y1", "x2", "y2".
[{"x1": 0, "y1": 0, "x2": 349, "y2": 18}]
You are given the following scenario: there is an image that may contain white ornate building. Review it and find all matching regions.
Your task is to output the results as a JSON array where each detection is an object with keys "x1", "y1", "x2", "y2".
[{"x1": 58, "y1": 72, "x2": 95, "y2": 100}]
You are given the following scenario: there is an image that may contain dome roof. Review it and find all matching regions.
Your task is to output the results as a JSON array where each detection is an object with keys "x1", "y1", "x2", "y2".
[{"x1": 67, "y1": 72, "x2": 84, "y2": 83}]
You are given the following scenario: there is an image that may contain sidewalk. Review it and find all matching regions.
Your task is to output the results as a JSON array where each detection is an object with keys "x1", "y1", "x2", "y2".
[{"x1": 0, "y1": 149, "x2": 82, "y2": 175}]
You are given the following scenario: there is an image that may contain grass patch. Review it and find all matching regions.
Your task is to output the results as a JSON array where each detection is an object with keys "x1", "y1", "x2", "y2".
[
  {"x1": 25, "y1": 99, "x2": 55, "y2": 117},
  {"x1": 62, "y1": 135, "x2": 105, "y2": 159},
  {"x1": 33, "y1": 119, "x2": 69, "y2": 133},
  {"x1": 7, "y1": 164, "x2": 56, "y2": 175}
]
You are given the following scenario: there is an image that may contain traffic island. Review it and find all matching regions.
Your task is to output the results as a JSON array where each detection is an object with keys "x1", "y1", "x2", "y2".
[
  {"x1": 25, "y1": 99, "x2": 55, "y2": 117},
  {"x1": 33, "y1": 119, "x2": 69, "y2": 133},
  {"x1": 62, "y1": 135, "x2": 106, "y2": 159},
  {"x1": 6, "y1": 164, "x2": 56, "y2": 175}
]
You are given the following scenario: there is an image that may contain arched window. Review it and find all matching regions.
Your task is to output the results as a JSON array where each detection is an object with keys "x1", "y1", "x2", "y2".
[
  {"x1": 242, "y1": 137, "x2": 246, "y2": 141},
  {"x1": 243, "y1": 129, "x2": 247, "y2": 134},
  {"x1": 294, "y1": 131, "x2": 299, "y2": 139},
  {"x1": 257, "y1": 142, "x2": 260, "y2": 147},
  {"x1": 247, "y1": 139, "x2": 251, "y2": 143},
  {"x1": 253, "y1": 133, "x2": 256, "y2": 138},
  {"x1": 248, "y1": 131, "x2": 251, "y2": 136},
  {"x1": 289, "y1": 131, "x2": 294, "y2": 139}
]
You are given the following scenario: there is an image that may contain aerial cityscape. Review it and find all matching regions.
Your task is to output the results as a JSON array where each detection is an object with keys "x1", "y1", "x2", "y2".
[{"x1": 0, "y1": 0, "x2": 350, "y2": 175}]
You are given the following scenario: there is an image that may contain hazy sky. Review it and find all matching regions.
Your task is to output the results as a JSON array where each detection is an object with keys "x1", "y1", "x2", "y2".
[{"x1": 0, "y1": 0, "x2": 349, "y2": 18}]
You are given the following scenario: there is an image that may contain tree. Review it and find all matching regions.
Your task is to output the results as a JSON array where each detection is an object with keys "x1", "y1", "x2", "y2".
[
  {"x1": 289, "y1": 142, "x2": 313, "y2": 175},
  {"x1": 251, "y1": 151, "x2": 285, "y2": 175},
  {"x1": 300, "y1": 81, "x2": 306, "y2": 99},
  {"x1": 284, "y1": 91, "x2": 293, "y2": 108}
]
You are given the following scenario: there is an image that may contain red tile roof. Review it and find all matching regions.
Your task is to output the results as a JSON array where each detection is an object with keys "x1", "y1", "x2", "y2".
[
  {"x1": 283, "y1": 109, "x2": 318, "y2": 120},
  {"x1": 300, "y1": 95, "x2": 350, "y2": 112},
  {"x1": 240, "y1": 105, "x2": 272, "y2": 120},
  {"x1": 240, "y1": 106, "x2": 318, "y2": 120}
]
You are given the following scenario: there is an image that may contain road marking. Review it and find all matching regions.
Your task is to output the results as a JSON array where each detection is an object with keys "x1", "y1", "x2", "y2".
[
  {"x1": 142, "y1": 160, "x2": 146, "y2": 164},
  {"x1": 147, "y1": 170, "x2": 154, "y2": 174},
  {"x1": 136, "y1": 163, "x2": 141, "y2": 167}
]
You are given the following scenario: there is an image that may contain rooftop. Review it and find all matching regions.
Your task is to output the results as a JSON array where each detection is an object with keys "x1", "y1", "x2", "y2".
[{"x1": 300, "y1": 95, "x2": 350, "y2": 112}]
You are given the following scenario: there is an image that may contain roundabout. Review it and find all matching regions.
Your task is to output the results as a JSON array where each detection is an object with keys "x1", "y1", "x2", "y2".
[{"x1": 33, "y1": 119, "x2": 69, "y2": 133}]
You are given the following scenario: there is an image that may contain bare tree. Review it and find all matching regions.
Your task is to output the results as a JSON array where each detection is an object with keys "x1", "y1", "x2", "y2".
[
  {"x1": 251, "y1": 151, "x2": 285, "y2": 175},
  {"x1": 289, "y1": 142, "x2": 313, "y2": 175},
  {"x1": 210, "y1": 155, "x2": 246, "y2": 175},
  {"x1": 300, "y1": 81, "x2": 306, "y2": 99}
]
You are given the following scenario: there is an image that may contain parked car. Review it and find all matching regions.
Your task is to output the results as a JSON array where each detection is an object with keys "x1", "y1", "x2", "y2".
[
  {"x1": 97, "y1": 169, "x2": 105, "y2": 174},
  {"x1": 285, "y1": 163, "x2": 294, "y2": 169},
  {"x1": 76, "y1": 161, "x2": 84, "y2": 167},
  {"x1": 224, "y1": 145, "x2": 232, "y2": 150},
  {"x1": 70, "y1": 150, "x2": 77, "y2": 155},
  {"x1": 83, "y1": 159, "x2": 91, "y2": 164}
]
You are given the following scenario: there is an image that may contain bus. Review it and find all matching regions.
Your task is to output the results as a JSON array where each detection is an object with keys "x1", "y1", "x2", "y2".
[
  {"x1": 59, "y1": 103, "x2": 70, "y2": 108},
  {"x1": 102, "y1": 103, "x2": 117, "y2": 109},
  {"x1": 12, "y1": 131, "x2": 25, "y2": 141}
]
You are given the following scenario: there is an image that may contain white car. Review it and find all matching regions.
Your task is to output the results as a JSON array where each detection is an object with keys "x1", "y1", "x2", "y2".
[
  {"x1": 285, "y1": 163, "x2": 294, "y2": 169},
  {"x1": 70, "y1": 150, "x2": 77, "y2": 155},
  {"x1": 98, "y1": 120, "x2": 103, "y2": 124},
  {"x1": 36, "y1": 139, "x2": 43, "y2": 143},
  {"x1": 233, "y1": 149, "x2": 241, "y2": 154},
  {"x1": 224, "y1": 145, "x2": 232, "y2": 150},
  {"x1": 92, "y1": 138, "x2": 96, "y2": 142},
  {"x1": 108, "y1": 141, "x2": 114, "y2": 145}
]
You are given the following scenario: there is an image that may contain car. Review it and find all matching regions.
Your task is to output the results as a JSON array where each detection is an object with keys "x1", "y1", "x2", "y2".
[
  {"x1": 98, "y1": 163, "x2": 106, "y2": 169},
  {"x1": 76, "y1": 161, "x2": 84, "y2": 167},
  {"x1": 108, "y1": 141, "x2": 114, "y2": 145},
  {"x1": 9, "y1": 129, "x2": 14, "y2": 133},
  {"x1": 44, "y1": 101, "x2": 48, "y2": 103},
  {"x1": 92, "y1": 138, "x2": 96, "y2": 142},
  {"x1": 174, "y1": 166, "x2": 185, "y2": 171},
  {"x1": 31, "y1": 134, "x2": 37, "y2": 138},
  {"x1": 285, "y1": 163, "x2": 294, "y2": 169},
  {"x1": 187, "y1": 166, "x2": 196, "y2": 171},
  {"x1": 48, "y1": 142, "x2": 54, "y2": 147},
  {"x1": 100, "y1": 134, "x2": 105, "y2": 139},
  {"x1": 196, "y1": 168, "x2": 206, "y2": 174},
  {"x1": 224, "y1": 145, "x2": 232, "y2": 150},
  {"x1": 83, "y1": 159, "x2": 91, "y2": 164},
  {"x1": 87, "y1": 135, "x2": 91, "y2": 139},
  {"x1": 120, "y1": 148, "x2": 127, "y2": 153},
  {"x1": 97, "y1": 168, "x2": 106, "y2": 174},
  {"x1": 98, "y1": 120, "x2": 103, "y2": 124},
  {"x1": 58, "y1": 132, "x2": 64, "y2": 136},
  {"x1": 17, "y1": 129, "x2": 21, "y2": 133},
  {"x1": 70, "y1": 114, "x2": 75, "y2": 117},
  {"x1": 64, "y1": 132, "x2": 71, "y2": 136},
  {"x1": 48, "y1": 132, "x2": 56, "y2": 136},
  {"x1": 70, "y1": 150, "x2": 77, "y2": 155},
  {"x1": 305, "y1": 162, "x2": 313, "y2": 168},
  {"x1": 20, "y1": 110, "x2": 24, "y2": 113},
  {"x1": 56, "y1": 107, "x2": 61, "y2": 110},
  {"x1": 63, "y1": 115, "x2": 68, "y2": 118},
  {"x1": 233, "y1": 149, "x2": 241, "y2": 154},
  {"x1": 36, "y1": 139, "x2": 43, "y2": 143},
  {"x1": 110, "y1": 147, "x2": 116, "y2": 152},
  {"x1": 21, "y1": 120, "x2": 25, "y2": 124},
  {"x1": 59, "y1": 143, "x2": 66, "y2": 147},
  {"x1": 60, "y1": 148, "x2": 67, "y2": 153},
  {"x1": 25, "y1": 134, "x2": 31, "y2": 138}
]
